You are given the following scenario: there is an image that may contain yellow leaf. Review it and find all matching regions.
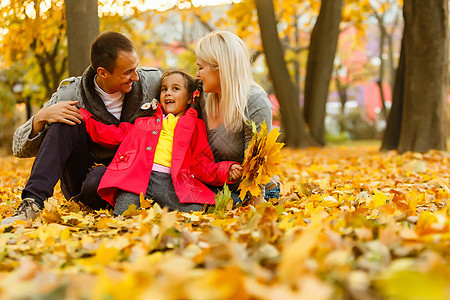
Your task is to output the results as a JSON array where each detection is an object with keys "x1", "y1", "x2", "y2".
[
  {"x1": 94, "y1": 241, "x2": 121, "y2": 266},
  {"x1": 372, "y1": 191, "x2": 387, "y2": 207},
  {"x1": 278, "y1": 227, "x2": 320, "y2": 283},
  {"x1": 122, "y1": 203, "x2": 140, "y2": 217},
  {"x1": 185, "y1": 267, "x2": 247, "y2": 300},
  {"x1": 321, "y1": 195, "x2": 340, "y2": 208},
  {"x1": 239, "y1": 121, "x2": 284, "y2": 198},
  {"x1": 377, "y1": 260, "x2": 448, "y2": 300},
  {"x1": 415, "y1": 212, "x2": 439, "y2": 235}
]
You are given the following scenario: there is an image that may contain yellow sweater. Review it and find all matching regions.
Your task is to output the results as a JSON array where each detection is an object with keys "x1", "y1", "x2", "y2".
[{"x1": 153, "y1": 114, "x2": 179, "y2": 168}]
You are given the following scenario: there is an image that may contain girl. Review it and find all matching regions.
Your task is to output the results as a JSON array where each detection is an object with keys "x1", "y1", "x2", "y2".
[
  {"x1": 195, "y1": 31, "x2": 280, "y2": 203},
  {"x1": 80, "y1": 70, "x2": 243, "y2": 215}
]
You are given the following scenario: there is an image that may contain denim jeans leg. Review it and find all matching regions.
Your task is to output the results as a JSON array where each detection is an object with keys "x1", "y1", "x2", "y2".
[
  {"x1": 264, "y1": 185, "x2": 281, "y2": 201},
  {"x1": 72, "y1": 165, "x2": 110, "y2": 210},
  {"x1": 22, "y1": 122, "x2": 95, "y2": 206}
]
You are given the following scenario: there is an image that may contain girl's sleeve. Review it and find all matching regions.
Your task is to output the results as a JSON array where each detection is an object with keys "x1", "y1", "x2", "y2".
[
  {"x1": 190, "y1": 120, "x2": 238, "y2": 186},
  {"x1": 80, "y1": 108, "x2": 134, "y2": 149}
]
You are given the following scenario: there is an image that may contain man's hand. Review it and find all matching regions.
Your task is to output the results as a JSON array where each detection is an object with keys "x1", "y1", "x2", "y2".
[
  {"x1": 228, "y1": 163, "x2": 243, "y2": 181},
  {"x1": 31, "y1": 101, "x2": 82, "y2": 138}
]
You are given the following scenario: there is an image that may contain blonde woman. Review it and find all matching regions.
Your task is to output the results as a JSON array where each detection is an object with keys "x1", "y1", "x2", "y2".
[{"x1": 195, "y1": 31, "x2": 280, "y2": 203}]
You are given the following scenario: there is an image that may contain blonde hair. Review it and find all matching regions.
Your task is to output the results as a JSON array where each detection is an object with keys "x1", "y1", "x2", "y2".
[{"x1": 195, "y1": 31, "x2": 253, "y2": 132}]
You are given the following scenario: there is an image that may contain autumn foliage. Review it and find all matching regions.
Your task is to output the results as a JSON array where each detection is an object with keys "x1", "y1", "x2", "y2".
[
  {"x1": 239, "y1": 121, "x2": 284, "y2": 198},
  {"x1": 0, "y1": 145, "x2": 448, "y2": 299}
]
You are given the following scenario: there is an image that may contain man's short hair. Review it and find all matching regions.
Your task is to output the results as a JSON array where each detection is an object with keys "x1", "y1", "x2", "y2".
[{"x1": 90, "y1": 31, "x2": 136, "y2": 73}]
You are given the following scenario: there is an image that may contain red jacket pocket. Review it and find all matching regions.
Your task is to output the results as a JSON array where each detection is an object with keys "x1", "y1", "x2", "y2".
[{"x1": 109, "y1": 149, "x2": 137, "y2": 171}]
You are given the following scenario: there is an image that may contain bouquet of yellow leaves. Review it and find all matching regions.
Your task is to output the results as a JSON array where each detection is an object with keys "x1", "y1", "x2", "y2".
[{"x1": 238, "y1": 121, "x2": 284, "y2": 199}]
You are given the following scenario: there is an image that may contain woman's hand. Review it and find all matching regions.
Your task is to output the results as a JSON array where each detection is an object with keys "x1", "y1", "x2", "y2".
[{"x1": 228, "y1": 163, "x2": 243, "y2": 181}]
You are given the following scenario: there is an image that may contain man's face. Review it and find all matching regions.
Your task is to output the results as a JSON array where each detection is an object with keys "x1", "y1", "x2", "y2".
[{"x1": 103, "y1": 50, "x2": 139, "y2": 94}]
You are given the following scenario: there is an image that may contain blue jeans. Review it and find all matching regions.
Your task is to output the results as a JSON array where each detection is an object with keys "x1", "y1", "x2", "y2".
[{"x1": 265, "y1": 184, "x2": 281, "y2": 201}]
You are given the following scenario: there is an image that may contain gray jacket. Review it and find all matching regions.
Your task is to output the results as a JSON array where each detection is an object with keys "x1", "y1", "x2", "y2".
[
  {"x1": 200, "y1": 83, "x2": 276, "y2": 194},
  {"x1": 13, "y1": 66, "x2": 162, "y2": 159}
]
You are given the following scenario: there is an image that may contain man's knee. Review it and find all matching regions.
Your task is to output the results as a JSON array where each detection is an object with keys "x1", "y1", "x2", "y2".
[
  {"x1": 73, "y1": 166, "x2": 108, "y2": 210},
  {"x1": 47, "y1": 122, "x2": 86, "y2": 138},
  {"x1": 45, "y1": 122, "x2": 90, "y2": 157},
  {"x1": 83, "y1": 166, "x2": 107, "y2": 193}
]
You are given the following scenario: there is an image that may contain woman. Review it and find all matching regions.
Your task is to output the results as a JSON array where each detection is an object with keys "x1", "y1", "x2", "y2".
[{"x1": 195, "y1": 31, "x2": 280, "y2": 203}]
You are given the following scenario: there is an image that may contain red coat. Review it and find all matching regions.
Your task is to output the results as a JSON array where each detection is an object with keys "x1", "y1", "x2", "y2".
[{"x1": 80, "y1": 107, "x2": 237, "y2": 206}]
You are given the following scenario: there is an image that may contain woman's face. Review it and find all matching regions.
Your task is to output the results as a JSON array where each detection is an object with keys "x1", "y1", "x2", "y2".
[
  {"x1": 196, "y1": 58, "x2": 220, "y2": 95},
  {"x1": 159, "y1": 73, "x2": 190, "y2": 117}
]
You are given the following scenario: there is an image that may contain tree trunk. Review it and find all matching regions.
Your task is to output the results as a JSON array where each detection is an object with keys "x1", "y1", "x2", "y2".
[
  {"x1": 376, "y1": 13, "x2": 388, "y2": 121},
  {"x1": 387, "y1": 11, "x2": 400, "y2": 89},
  {"x1": 398, "y1": 0, "x2": 448, "y2": 153},
  {"x1": 381, "y1": 34, "x2": 405, "y2": 151},
  {"x1": 374, "y1": 9, "x2": 399, "y2": 106},
  {"x1": 293, "y1": 15, "x2": 301, "y2": 95},
  {"x1": 65, "y1": 0, "x2": 99, "y2": 77},
  {"x1": 376, "y1": 80, "x2": 388, "y2": 121},
  {"x1": 32, "y1": 29, "x2": 67, "y2": 99},
  {"x1": 26, "y1": 98, "x2": 32, "y2": 120},
  {"x1": 303, "y1": 0, "x2": 343, "y2": 145},
  {"x1": 334, "y1": 71, "x2": 348, "y2": 133},
  {"x1": 255, "y1": 0, "x2": 316, "y2": 147}
]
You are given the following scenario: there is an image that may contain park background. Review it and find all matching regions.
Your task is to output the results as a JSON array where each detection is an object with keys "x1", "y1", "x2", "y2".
[
  {"x1": 0, "y1": 0, "x2": 448, "y2": 153},
  {"x1": 0, "y1": 0, "x2": 449, "y2": 299}
]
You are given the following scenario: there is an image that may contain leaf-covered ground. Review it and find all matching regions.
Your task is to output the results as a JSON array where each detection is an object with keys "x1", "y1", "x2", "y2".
[{"x1": 0, "y1": 145, "x2": 449, "y2": 300}]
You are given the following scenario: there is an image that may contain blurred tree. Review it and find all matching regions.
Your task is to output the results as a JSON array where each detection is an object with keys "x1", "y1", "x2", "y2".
[
  {"x1": 255, "y1": 0, "x2": 316, "y2": 147},
  {"x1": 99, "y1": 1, "x2": 215, "y2": 74},
  {"x1": 227, "y1": 0, "x2": 314, "y2": 99},
  {"x1": 333, "y1": 60, "x2": 377, "y2": 135},
  {"x1": 332, "y1": 0, "x2": 394, "y2": 138},
  {"x1": 150, "y1": 5, "x2": 214, "y2": 73},
  {"x1": 381, "y1": 36, "x2": 404, "y2": 150},
  {"x1": 382, "y1": 0, "x2": 448, "y2": 153},
  {"x1": 370, "y1": 0, "x2": 401, "y2": 121},
  {"x1": 0, "y1": 66, "x2": 25, "y2": 152},
  {"x1": 227, "y1": 0, "x2": 387, "y2": 146},
  {"x1": 0, "y1": 0, "x2": 67, "y2": 101},
  {"x1": 303, "y1": 0, "x2": 343, "y2": 146},
  {"x1": 65, "y1": 0, "x2": 99, "y2": 76},
  {"x1": 0, "y1": 68, "x2": 18, "y2": 117}
]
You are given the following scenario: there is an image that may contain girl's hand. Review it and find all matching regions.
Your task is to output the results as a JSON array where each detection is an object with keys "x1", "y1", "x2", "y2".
[{"x1": 228, "y1": 163, "x2": 243, "y2": 181}]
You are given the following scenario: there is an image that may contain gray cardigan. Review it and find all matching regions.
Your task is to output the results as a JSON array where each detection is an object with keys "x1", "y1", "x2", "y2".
[
  {"x1": 202, "y1": 83, "x2": 273, "y2": 164},
  {"x1": 13, "y1": 66, "x2": 162, "y2": 159},
  {"x1": 201, "y1": 83, "x2": 274, "y2": 194}
]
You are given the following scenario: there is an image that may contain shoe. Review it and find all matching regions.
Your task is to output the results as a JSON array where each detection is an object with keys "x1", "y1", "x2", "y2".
[{"x1": 1, "y1": 198, "x2": 42, "y2": 225}]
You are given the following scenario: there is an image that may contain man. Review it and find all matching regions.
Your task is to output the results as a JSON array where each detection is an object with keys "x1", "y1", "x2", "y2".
[{"x1": 2, "y1": 31, "x2": 161, "y2": 225}]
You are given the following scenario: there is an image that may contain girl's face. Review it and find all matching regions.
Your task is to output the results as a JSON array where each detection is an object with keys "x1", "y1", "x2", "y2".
[
  {"x1": 196, "y1": 58, "x2": 221, "y2": 95},
  {"x1": 160, "y1": 73, "x2": 190, "y2": 117}
]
